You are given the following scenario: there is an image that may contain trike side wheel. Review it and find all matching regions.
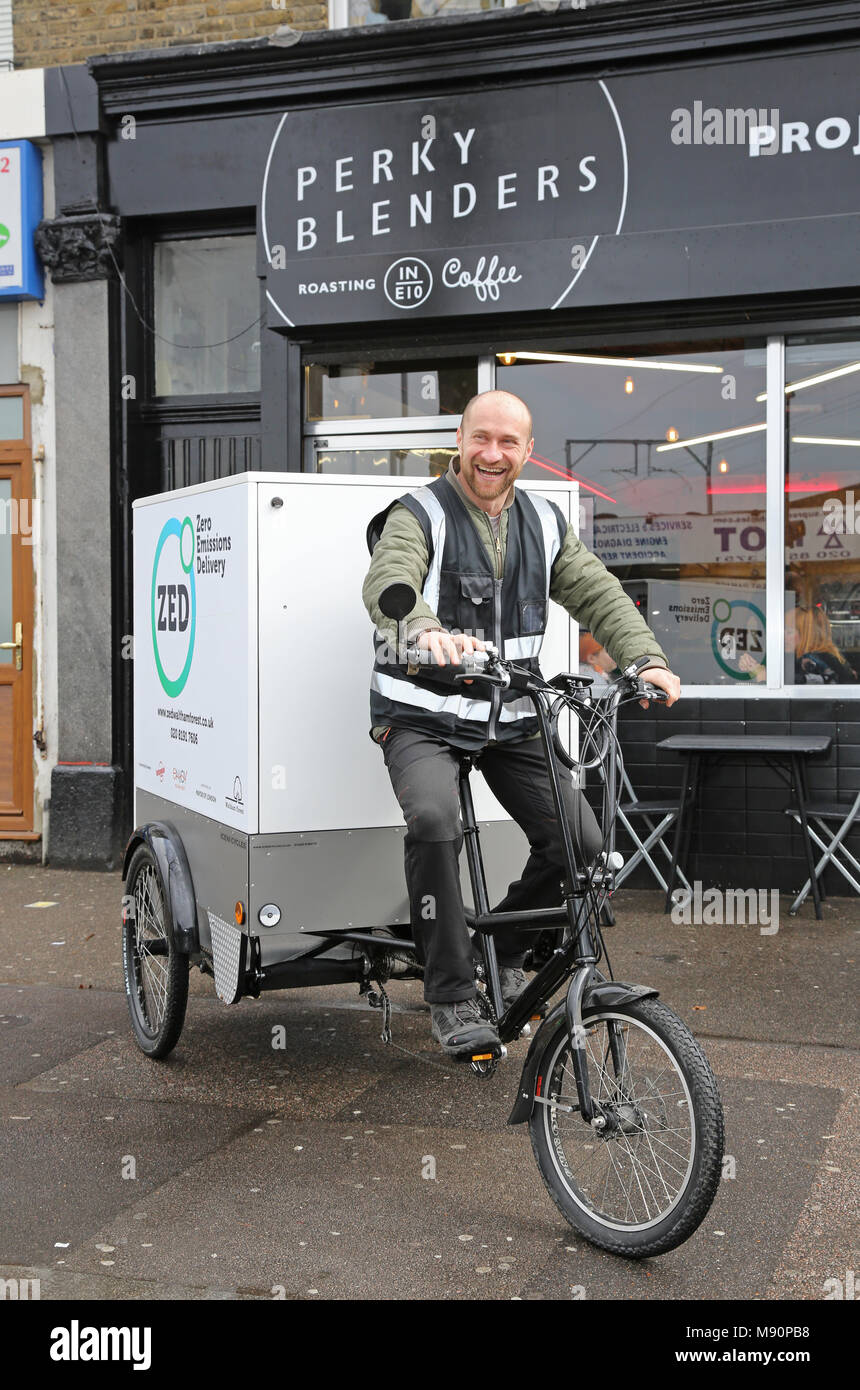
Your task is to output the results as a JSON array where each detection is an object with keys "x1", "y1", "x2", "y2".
[
  {"x1": 122, "y1": 843, "x2": 189, "y2": 1059},
  {"x1": 528, "y1": 997, "x2": 724, "y2": 1257}
]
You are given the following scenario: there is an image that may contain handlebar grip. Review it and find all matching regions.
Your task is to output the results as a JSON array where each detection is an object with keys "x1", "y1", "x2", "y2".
[{"x1": 405, "y1": 645, "x2": 434, "y2": 667}]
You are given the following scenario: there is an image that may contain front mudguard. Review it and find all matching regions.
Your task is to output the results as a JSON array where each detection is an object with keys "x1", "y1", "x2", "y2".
[
  {"x1": 122, "y1": 821, "x2": 199, "y2": 955},
  {"x1": 507, "y1": 980, "x2": 659, "y2": 1124}
]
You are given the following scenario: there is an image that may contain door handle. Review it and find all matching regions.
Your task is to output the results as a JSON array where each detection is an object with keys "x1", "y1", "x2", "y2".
[{"x1": 0, "y1": 621, "x2": 22, "y2": 671}]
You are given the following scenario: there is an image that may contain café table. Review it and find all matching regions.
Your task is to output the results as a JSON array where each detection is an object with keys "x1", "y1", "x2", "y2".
[{"x1": 657, "y1": 734, "x2": 833, "y2": 919}]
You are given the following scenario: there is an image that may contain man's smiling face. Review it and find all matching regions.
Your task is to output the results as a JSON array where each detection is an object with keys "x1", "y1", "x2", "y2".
[{"x1": 456, "y1": 391, "x2": 534, "y2": 513}]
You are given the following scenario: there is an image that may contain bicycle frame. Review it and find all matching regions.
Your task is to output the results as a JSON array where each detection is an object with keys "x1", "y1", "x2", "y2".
[{"x1": 461, "y1": 672, "x2": 634, "y2": 1123}]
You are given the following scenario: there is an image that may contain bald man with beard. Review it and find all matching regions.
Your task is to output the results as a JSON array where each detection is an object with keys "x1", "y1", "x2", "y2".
[{"x1": 363, "y1": 389, "x2": 680, "y2": 1056}]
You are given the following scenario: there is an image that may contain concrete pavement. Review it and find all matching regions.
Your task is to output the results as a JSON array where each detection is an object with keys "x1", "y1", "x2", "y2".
[{"x1": 0, "y1": 863, "x2": 857, "y2": 1301}]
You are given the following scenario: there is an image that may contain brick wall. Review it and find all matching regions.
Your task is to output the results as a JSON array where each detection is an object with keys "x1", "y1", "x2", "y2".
[{"x1": 12, "y1": 0, "x2": 329, "y2": 69}]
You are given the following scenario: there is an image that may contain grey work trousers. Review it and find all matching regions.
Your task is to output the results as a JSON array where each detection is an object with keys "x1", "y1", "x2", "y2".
[{"x1": 377, "y1": 725, "x2": 603, "y2": 1003}]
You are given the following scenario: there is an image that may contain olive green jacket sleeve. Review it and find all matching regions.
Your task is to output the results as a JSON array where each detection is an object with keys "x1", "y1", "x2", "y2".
[
  {"x1": 361, "y1": 502, "x2": 445, "y2": 644},
  {"x1": 550, "y1": 523, "x2": 669, "y2": 671},
  {"x1": 362, "y1": 499, "x2": 670, "y2": 672}
]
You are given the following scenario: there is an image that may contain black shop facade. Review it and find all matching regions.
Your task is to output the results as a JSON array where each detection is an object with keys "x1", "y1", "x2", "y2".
[{"x1": 43, "y1": 1, "x2": 860, "y2": 886}]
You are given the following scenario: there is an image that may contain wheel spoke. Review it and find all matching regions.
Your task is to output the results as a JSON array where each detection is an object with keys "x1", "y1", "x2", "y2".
[
  {"x1": 130, "y1": 865, "x2": 170, "y2": 1031},
  {"x1": 544, "y1": 1010, "x2": 697, "y2": 1231}
]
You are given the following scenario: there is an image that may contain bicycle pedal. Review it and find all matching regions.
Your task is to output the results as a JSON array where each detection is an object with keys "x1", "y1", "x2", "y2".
[{"x1": 453, "y1": 1042, "x2": 506, "y2": 1067}]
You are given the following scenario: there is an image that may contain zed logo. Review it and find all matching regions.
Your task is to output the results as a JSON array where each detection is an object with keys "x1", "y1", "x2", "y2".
[
  {"x1": 712, "y1": 598, "x2": 765, "y2": 679},
  {"x1": 151, "y1": 516, "x2": 196, "y2": 696}
]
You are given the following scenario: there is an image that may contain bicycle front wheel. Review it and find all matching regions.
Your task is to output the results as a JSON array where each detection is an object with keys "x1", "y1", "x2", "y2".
[{"x1": 528, "y1": 998, "x2": 723, "y2": 1257}]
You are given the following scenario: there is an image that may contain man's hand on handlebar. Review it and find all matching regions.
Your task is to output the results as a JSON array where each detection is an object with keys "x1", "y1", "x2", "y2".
[
  {"x1": 416, "y1": 629, "x2": 487, "y2": 684},
  {"x1": 637, "y1": 665, "x2": 681, "y2": 709}
]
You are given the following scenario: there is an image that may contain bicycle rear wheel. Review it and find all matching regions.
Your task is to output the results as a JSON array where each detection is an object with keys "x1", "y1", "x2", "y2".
[
  {"x1": 528, "y1": 998, "x2": 723, "y2": 1257},
  {"x1": 122, "y1": 844, "x2": 189, "y2": 1059}
]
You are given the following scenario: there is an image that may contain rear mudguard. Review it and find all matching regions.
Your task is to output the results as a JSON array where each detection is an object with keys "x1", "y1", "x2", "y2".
[
  {"x1": 507, "y1": 980, "x2": 659, "y2": 1124},
  {"x1": 122, "y1": 821, "x2": 199, "y2": 955}
]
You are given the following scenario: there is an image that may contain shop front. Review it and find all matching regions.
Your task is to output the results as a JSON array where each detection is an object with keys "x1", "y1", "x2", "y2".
[{"x1": 43, "y1": 1, "x2": 860, "y2": 882}]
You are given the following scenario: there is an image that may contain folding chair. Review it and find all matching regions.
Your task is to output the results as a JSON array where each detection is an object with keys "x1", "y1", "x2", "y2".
[
  {"x1": 614, "y1": 770, "x2": 693, "y2": 896},
  {"x1": 785, "y1": 790, "x2": 860, "y2": 915},
  {"x1": 591, "y1": 692, "x2": 691, "y2": 923}
]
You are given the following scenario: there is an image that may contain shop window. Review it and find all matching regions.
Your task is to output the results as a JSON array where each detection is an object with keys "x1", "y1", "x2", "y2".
[
  {"x1": 153, "y1": 236, "x2": 261, "y2": 397},
  {"x1": 783, "y1": 336, "x2": 860, "y2": 686},
  {"x1": 498, "y1": 344, "x2": 767, "y2": 686},
  {"x1": 305, "y1": 359, "x2": 477, "y2": 424}
]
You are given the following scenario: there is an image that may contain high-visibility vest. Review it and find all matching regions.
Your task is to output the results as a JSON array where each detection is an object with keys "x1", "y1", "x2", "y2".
[{"x1": 367, "y1": 473, "x2": 566, "y2": 749}]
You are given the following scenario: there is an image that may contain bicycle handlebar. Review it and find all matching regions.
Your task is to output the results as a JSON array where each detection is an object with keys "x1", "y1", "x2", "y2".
[{"x1": 403, "y1": 642, "x2": 667, "y2": 773}]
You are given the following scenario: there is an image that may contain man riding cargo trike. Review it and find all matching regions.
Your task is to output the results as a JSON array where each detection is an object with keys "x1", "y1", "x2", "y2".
[{"x1": 122, "y1": 391, "x2": 724, "y2": 1258}]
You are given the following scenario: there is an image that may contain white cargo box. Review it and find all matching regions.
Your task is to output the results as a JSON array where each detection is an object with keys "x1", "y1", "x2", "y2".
[{"x1": 132, "y1": 472, "x2": 579, "y2": 952}]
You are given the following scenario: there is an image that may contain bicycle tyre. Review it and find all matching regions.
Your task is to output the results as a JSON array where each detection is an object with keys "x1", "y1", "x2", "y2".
[
  {"x1": 528, "y1": 997, "x2": 723, "y2": 1257},
  {"x1": 122, "y1": 844, "x2": 189, "y2": 1059}
]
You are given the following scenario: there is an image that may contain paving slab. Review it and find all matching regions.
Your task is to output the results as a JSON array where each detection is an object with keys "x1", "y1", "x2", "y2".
[{"x1": 0, "y1": 1084, "x2": 267, "y2": 1267}]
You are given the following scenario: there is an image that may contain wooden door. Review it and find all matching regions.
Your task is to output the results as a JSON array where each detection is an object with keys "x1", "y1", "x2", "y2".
[{"x1": 0, "y1": 386, "x2": 35, "y2": 836}]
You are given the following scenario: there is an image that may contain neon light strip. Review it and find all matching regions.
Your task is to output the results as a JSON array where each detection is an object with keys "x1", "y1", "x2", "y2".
[{"x1": 527, "y1": 453, "x2": 618, "y2": 504}]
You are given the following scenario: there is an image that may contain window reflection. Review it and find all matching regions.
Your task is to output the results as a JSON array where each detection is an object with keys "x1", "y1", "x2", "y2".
[
  {"x1": 154, "y1": 236, "x2": 261, "y2": 397},
  {"x1": 785, "y1": 338, "x2": 860, "y2": 684},
  {"x1": 312, "y1": 445, "x2": 457, "y2": 476},
  {"x1": 498, "y1": 345, "x2": 767, "y2": 685},
  {"x1": 305, "y1": 360, "x2": 476, "y2": 422}
]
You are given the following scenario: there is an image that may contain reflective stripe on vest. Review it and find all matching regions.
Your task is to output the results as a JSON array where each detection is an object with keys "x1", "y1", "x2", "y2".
[
  {"x1": 406, "y1": 484, "x2": 446, "y2": 616},
  {"x1": 371, "y1": 669, "x2": 492, "y2": 722}
]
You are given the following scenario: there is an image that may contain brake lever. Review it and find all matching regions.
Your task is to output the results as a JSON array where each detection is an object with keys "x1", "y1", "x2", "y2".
[{"x1": 635, "y1": 681, "x2": 669, "y2": 703}]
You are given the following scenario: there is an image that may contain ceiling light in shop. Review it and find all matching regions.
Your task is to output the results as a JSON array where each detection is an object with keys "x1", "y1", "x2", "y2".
[
  {"x1": 756, "y1": 360, "x2": 860, "y2": 402},
  {"x1": 496, "y1": 351, "x2": 722, "y2": 373},
  {"x1": 625, "y1": 377, "x2": 634, "y2": 394},
  {"x1": 791, "y1": 436, "x2": 860, "y2": 446},
  {"x1": 665, "y1": 428, "x2": 679, "y2": 442},
  {"x1": 657, "y1": 423, "x2": 766, "y2": 452},
  {"x1": 719, "y1": 459, "x2": 729, "y2": 473}
]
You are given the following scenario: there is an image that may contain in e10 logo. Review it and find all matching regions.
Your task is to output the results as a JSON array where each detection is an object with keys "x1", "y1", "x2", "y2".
[{"x1": 151, "y1": 516, "x2": 196, "y2": 696}]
